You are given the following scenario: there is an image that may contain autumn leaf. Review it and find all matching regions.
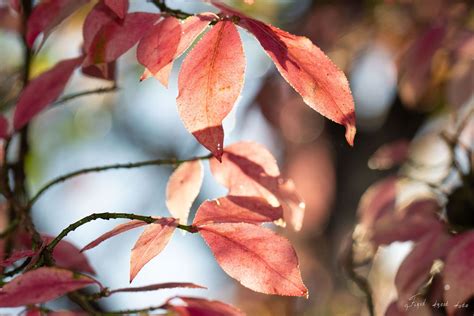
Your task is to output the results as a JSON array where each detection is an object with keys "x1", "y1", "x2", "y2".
[
  {"x1": 0, "y1": 249, "x2": 36, "y2": 267},
  {"x1": 210, "y1": 142, "x2": 305, "y2": 231},
  {"x1": 213, "y1": 2, "x2": 356, "y2": 145},
  {"x1": 444, "y1": 231, "x2": 474, "y2": 316},
  {"x1": 84, "y1": 12, "x2": 160, "y2": 66},
  {"x1": 139, "y1": 12, "x2": 217, "y2": 87},
  {"x1": 198, "y1": 222, "x2": 308, "y2": 296},
  {"x1": 0, "y1": 267, "x2": 96, "y2": 307},
  {"x1": 13, "y1": 56, "x2": 84, "y2": 130},
  {"x1": 395, "y1": 229, "x2": 451, "y2": 308},
  {"x1": 26, "y1": 0, "x2": 89, "y2": 48},
  {"x1": 104, "y1": 0, "x2": 128, "y2": 19},
  {"x1": 81, "y1": 220, "x2": 148, "y2": 252},
  {"x1": 193, "y1": 195, "x2": 283, "y2": 226},
  {"x1": 166, "y1": 160, "x2": 204, "y2": 225},
  {"x1": 82, "y1": 1, "x2": 116, "y2": 51},
  {"x1": 0, "y1": 115, "x2": 9, "y2": 139},
  {"x1": 168, "y1": 296, "x2": 244, "y2": 316},
  {"x1": 177, "y1": 20, "x2": 245, "y2": 160},
  {"x1": 130, "y1": 217, "x2": 177, "y2": 282}
]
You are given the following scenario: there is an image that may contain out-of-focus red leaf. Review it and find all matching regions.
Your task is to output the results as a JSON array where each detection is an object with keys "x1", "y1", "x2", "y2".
[
  {"x1": 444, "y1": 231, "x2": 474, "y2": 315},
  {"x1": 193, "y1": 195, "x2": 283, "y2": 226},
  {"x1": 0, "y1": 249, "x2": 36, "y2": 267},
  {"x1": 109, "y1": 282, "x2": 205, "y2": 295},
  {"x1": 198, "y1": 222, "x2": 308, "y2": 296},
  {"x1": 82, "y1": 61, "x2": 116, "y2": 81},
  {"x1": 0, "y1": 7, "x2": 20, "y2": 32},
  {"x1": 168, "y1": 296, "x2": 244, "y2": 316},
  {"x1": 0, "y1": 116, "x2": 9, "y2": 139},
  {"x1": 368, "y1": 139, "x2": 411, "y2": 170},
  {"x1": 49, "y1": 237, "x2": 95, "y2": 274},
  {"x1": 84, "y1": 12, "x2": 160, "y2": 66},
  {"x1": 139, "y1": 13, "x2": 216, "y2": 87},
  {"x1": 104, "y1": 0, "x2": 128, "y2": 19},
  {"x1": 177, "y1": 20, "x2": 245, "y2": 160},
  {"x1": 130, "y1": 217, "x2": 177, "y2": 282},
  {"x1": 13, "y1": 56, "x2": 84, "y2": 130},
  {"x1": 166, "y1": 160, "x2": 203, "y2": 225},
  {"x1": 372, "y1": 199, "x2": 442, "y2": 246},
  {"x1": 357, "y1": 176, "x2": 397, "y2": 229},
  {"x1": 399, "y1": 26, "x2": 445, "y2": 107},
  {"x1": 0, "y1": 267, "x2": 96, "y2": 307},
  {"x1": 26, "y1": 0, "x2": 89, "y2": 48},
  {"x1": 216, "y1": 4, "x2": 356, "y2": 145},
  {"x1": 395, "y1": 228, "x2": 451, "y2": 308},
  {"x1": 210, "y1": 142, "x2": 305, "y2": 231},
  {"x1": 81, "y1": 220, "x2": 148, "y2": 252},
  {"x1": 82, "y1": 1, "x2": 116, "y2": 51}
]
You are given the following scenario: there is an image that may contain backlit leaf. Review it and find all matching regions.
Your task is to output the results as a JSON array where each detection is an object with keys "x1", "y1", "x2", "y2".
[
  {"x1": 130, "y1": 217, "x2": 177, "y2": 282},
  {"x1": 198, "y1": 222, "x2": 308, "y2": 296},
  {"x1": 168, "y1": 296, "x2": 244, "y2": 316},
  {"x1": 166, "y1": 160, "x2": 204, "y2": 225},
  {"x1": 177, "y1": 20, "x2": 245, "y2": 160},
  {"x1": 104, "y1": 0, "x2": 128, "y2": 19}
]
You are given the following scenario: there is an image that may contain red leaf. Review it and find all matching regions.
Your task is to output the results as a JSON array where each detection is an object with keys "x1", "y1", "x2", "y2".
[
  {"x1": 84, "y1": 12, "x2": 160, "y2": 66},
  {"x1": 139, "y1": 13, "x2": 217, "y2": 87},
  {"x1": 130, "y1": 217, "x2": 177, "y2": 282},
  {"x1": 82, "y1": 61, "x2": 116, "y2": 81},
  {"x1": 137, "y1": 16, "x2": 182, "y2": 78},
  {"x1": 109, "y1": 282, "x2": 205, "y2": 295},
  {"x1": 444, "y1": 231, "x2": 474, "y2": 315},
  {"x1": 0, "y1": 115, "x2": 9, "y2": 139},
  {"x1": 26, "y1": 0, "x2": 89, "y2": 48},
  {"x1": 0, "y1": 267, "x2": 96, "y2": 307},
  {"x1": 368, "y1": 139, "x2": 410, "y2": 170},
  {"x1": 211, "y1": 3, "x2": 356, "y2": 145},
  {"x1": 199, "y1": 222, "x2": 308, "y2": 296},
  {"x1": 13, "y1": 56, "x2": 84, "y2": 130},
  {"x1": 0, "y1": 249, "x2": 36, "y2": 267},
  {"x1": 104, "y1": 0, "x2": 128, "y2": 19},
  {"x1": 168, "y1": 296, "x2": 244, "y2": 316},
  {"x1": 166, "y1": 160, "x2": 203, "y2": 225},
  {"x1": 193, "y1": 195, "x2": 283, "y2": 226},
  {"x1": 82, "y1": 1, "x2": 116, "y2": 52},
  {"x1": 372, "y1": 199, "x2": 442, "y2": 247},
  {"x1": 395, "y1": 228, "x2": 451, "y2": 308},
  {"x1": 81, "y1": 220, "x2": 148, "y2": 252},
  {"x1": 210, "y1": 142, "x2": 305, "y2": 231},
  {"x1": 177, "y1": 20, "x2": 245, "y2": 160},
  {"x1": 48, "y1": 237, "x2": 95, "y2": 274}
]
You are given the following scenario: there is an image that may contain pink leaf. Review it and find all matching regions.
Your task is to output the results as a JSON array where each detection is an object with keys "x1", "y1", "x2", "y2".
[
  {"x1": 193, "y1": 195, "x2": 283, "y2": 226},
  {"x1": 166, "y1": 160, "x2": 204, "y2": 225},
  {"x1": 81, "y1": 220, "x2": 148, "y2": 252},
  {"x1": 444, "y1": 231, "x2": 474, "y2": 315},
  {"x1": 168, "y1": 296, "x2": 244, "y2": 316},
  {"x1": 0, "y1": 115, "x2": 9, "y2": 139},
  {"x1": 395, "y1": 228, "x2": 451, "y2": 308},
  {"x1": 109, "y1": 282, "x2": 205, "y2": 295},
  {"x1": 368, "y1": 139, "x2": 410, "y2": 170},
  {"x1": 130, "y1": 217, "x2": 177, "y2": 282},
  {"x1": 82, "y1": 61, "x2": 116, "y2": 81},
  {"x1": 82, "y1": 1, "x2": 116, "y2": 52},
  {"x1": 104, "y1": 0, "x2": 128, "y2": 19},
  {"x1": 198, "y1": 222, "x2": 308, "y2": 296},
  {"x1": 177, "y1": 20, "x2": 245, "y2": 160},
  {"x1": 0, "y1": 249, "x2": 36, "y2": 267},
  {"x1": 210, "y1": 141, "x2": 305, "y2": 231},
  {"x1": 13, "y1": 56, "x2": 84, "y2": 130},
  {"x1": 220, "y1": 6, "x2": 356, "y2": 145},
  {"x1": 0, "y1": 267, "x2": 96, "y2": 307},
  {"x1": 137, "y1": 16, "x2": 182, "y2": 78},
  {"x1": 139, "y1": 13, "x2": 217, "y2": 87},
  {"x1": 49, "y1": 237, "x2": 95, "y2": 274},
  {"x1": 26, "y1": 0, "x2": 89, "y2": 48},
  {"x1": 84, "y1": 12, "x2": 160, "y2": 66}
]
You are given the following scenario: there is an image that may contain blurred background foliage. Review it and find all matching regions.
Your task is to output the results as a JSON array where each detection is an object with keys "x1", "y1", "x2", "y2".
[{"x1": 0, "y1": 0, "x2": 472, "y2": 315}]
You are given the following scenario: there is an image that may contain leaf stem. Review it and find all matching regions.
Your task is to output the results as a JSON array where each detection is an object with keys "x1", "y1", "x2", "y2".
[
  {"x1": 52, "y1": 86, "x2": 118, "y2": 106},
  {"x1": 28, "y1": 154, "x2": 212, "y2": 208}
]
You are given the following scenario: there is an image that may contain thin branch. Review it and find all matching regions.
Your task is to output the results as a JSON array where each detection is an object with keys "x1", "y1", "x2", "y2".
[
  {"x1": 53, "y1": 86, "x2": 118, "y2": 106},
  {"x1": 151, "y1": 0, "x2": 193, "y2": 19},
  {"x1": 46, "y1": 212, "x2": 196, "y2": 252},
  {"x1": 28, "y1": 154, "x2": 212, "y2": 208}
]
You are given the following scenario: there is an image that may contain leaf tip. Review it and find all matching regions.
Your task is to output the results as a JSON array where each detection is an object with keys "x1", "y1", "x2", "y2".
[{"x1": 345, "y1": 124, "x2": 356, "y2": 147}]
